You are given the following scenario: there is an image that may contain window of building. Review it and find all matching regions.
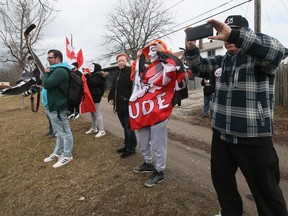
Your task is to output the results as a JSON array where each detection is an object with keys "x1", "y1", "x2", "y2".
[{"x1": 208, "y1": 50, "x2": 216, "y2": 57}]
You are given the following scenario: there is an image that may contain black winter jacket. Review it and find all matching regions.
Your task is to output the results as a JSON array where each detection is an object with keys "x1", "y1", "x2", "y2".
[
  {"x1": 86, "y1": 72, "x2": 106, "y2": 103},
  {"x1": 108, "y1": 66, "x2": 133, "y2": 114},
  {"x1": 201, "y1": 78, "x2": 215, "y2": 96}
]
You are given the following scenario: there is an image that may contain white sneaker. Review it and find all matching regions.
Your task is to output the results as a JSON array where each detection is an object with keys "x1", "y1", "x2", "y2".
[
  {"x1": 53, "y1": 156, "x2": 73, "y2": 168},
  {"x1": 43, "y1": 153, "x2": 61, "y2": 162},
  {"x1": 74, "y1": 113, "x2": 80, "y2": 119},
  {"x1": 85, "y1": 128, "x2": 98, "y2": 134},
  {"x1": 95, "y1": 130, "x2": 106, "y2": 138},
  {"x1": 68, "y1": 113, "x2": 75, "y2": 119}
]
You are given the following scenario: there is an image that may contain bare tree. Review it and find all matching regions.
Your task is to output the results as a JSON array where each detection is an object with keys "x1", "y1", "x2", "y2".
[
  {"x1": 103, "y1": 0, "x2": 175, "y2": 61},
  {"x1": 0, "y1": 63, "x2": 19, "y2": 84},
  {"x1": 0, "y1": 0, "x2": 56, "y2": 77}
]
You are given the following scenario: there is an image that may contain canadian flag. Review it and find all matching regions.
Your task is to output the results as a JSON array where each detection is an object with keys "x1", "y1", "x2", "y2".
[{"x1": 65, "y1": 36, "x2": 77, "y2": 60}]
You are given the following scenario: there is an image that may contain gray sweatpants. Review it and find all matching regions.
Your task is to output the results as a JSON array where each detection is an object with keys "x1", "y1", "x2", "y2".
[
  {"x1": 90, "y1": 103, "x2": 104, "y2": 131},
  {"x1": 137, "y1": 119, "x2": 168, "y2": 172}
]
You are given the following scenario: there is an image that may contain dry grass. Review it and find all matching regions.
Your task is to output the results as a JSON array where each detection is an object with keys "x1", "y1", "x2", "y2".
[{"x1": 0, "y1": 95, "x2": 218, "y2": 216}]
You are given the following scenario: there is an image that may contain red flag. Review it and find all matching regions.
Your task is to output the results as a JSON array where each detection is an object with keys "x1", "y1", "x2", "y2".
[
  {"x1": 80, "y1": 74, "x2": 96, "y2": 114},
  {"x1": 129, "y1": 52, "x2": 188, "y2": 130},
  {"x1": 77, "y1": 49, "x2": 84, "y2": 68},
  {"x1": 65, "y1": 36, "x2": 77, "y2": 60}
]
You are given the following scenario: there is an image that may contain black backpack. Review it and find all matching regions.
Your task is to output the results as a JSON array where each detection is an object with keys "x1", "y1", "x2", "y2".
[{"x1": 60, "y1": 67, "x2": 84, "y2": 106}]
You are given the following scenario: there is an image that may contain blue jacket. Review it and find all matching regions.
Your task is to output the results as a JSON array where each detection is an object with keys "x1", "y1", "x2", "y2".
[
  {"x1": 185, "y1": 28, "x2": 285, "y2": 141},
  {"x1": 41, "y1": 88, "x2": 49, "y2": 110}
]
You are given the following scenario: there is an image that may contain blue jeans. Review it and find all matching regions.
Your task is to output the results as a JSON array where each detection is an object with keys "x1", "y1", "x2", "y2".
[
  {"x1": 203, "y1": 94, "x2": 213, "y2": 116},
  {"x1": 45, "y1": 109, "x2": 55, "y2": 135},
  {"x1": 117, "y1": 113, "x2": 137, "y2": 152},
  {"x1": 47, "y1": 110, "x2": 73, "y2": 157}
]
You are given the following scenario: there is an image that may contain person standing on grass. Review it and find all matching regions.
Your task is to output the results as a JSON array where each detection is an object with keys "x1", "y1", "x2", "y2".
[
  {"x1": 185, "y1": 15, "x2": 287, "y2": 216},
  {"x1": 108, "y1": 53, "x2": 137, "y2": 158},
  {"x1": 84, "y1": 63, "x2": 108, "y2": 138},
  {"x1": 42, "y1": 49, "x2": 74, "y2": 168}
]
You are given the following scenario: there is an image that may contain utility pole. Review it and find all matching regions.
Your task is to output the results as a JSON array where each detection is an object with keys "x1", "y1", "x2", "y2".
[{"x1": 254, "y1": 0, "x2": 261, "y2": 32}]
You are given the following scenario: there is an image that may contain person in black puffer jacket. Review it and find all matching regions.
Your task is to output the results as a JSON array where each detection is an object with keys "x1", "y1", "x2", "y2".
[
  {"x1": 85, "y1": 63, "x2": 108, "y2": 138},
  {"x1": 108, "y1": 53, "x2": 137, "y2": 158}
]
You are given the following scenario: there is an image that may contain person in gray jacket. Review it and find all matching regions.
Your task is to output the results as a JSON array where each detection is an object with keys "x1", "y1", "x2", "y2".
[{"x1": 185, "y1": 15, "x2": 287, "y2": 216}]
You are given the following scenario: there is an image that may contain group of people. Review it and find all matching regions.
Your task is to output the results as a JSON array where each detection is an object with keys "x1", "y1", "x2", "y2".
[{"x1": 40, "y1": 14, "x2": 287, "y2": 216}]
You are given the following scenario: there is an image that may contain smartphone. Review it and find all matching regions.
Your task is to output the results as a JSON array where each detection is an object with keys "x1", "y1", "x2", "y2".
[{"x1": 185, "y1": 23, "x2": 213, "y2": 41}]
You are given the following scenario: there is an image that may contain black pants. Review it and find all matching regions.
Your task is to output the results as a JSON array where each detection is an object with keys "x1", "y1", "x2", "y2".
[
  {"x1": 68, "y1": 103, "x2": 80, "y2": 114},
  {"x1": 211, "y1": 131, "x2": 288, "y2": 216},
  {"x1": 117, "y1": 113, "x2": 137, "y2": 152}
]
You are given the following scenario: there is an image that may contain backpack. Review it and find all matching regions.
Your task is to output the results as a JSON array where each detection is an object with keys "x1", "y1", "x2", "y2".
[{"x1": 60, "y1": 67, "x2": 84, "y2": 106}]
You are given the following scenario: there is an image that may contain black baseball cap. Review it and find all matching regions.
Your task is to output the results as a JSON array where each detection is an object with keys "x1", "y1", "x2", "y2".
[
  {"x1": 225, "y1": 15, "x2": 249, "y2": 28},
  {"x1": 72, "y1": 62, "x2": 78, "y2": 68}
]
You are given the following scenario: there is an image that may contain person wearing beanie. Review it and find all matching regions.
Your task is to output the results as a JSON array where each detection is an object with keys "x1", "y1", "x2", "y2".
[
  {"x1": 185, "y1": 15, "x2": 287, "y2": 216},
  {"x1": 108, "y1": 52, "x2": 137, "y2": 158},
  {"x1": 84, "y1": 63, "x2": 108, "y2": 138},
  {"x1": 68, "y1": 62, "x2": 83, "y2": 119}
]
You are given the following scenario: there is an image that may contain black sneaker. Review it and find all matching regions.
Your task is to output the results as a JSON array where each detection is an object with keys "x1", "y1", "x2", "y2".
[
  {"x1": 144, "y1": 170, "x2": 164, "y2": 187},
  {"x1": 120, "y1": 151, "x2": 135, "y2": 158},
  {"x1": 116, "y1": 147, "x2": 126, "y2": 153},
  {"x1": 133, "y1": 162, "x2": 155, "y2": 173}
]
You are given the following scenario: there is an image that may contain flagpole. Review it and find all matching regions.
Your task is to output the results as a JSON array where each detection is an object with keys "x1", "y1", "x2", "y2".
[{"x1": 71, "y1": 34, "x2": 74, "y2": 49}]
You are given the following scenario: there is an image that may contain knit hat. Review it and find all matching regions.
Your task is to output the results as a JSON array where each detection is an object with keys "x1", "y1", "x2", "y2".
[
  {"x1": 225, "y1": 15, "x2": 249, "y2": 28},
  {"x1": 92, "y1": 63, "x2": 102, "y2": 73}
]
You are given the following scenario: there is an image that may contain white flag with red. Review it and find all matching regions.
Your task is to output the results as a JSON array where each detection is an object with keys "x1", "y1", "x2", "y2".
[{"x1": 65, "y1": 36, "x2": 77, "y2": 60}]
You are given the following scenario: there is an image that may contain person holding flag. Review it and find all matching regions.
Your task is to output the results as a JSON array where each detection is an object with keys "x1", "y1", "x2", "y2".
[{"x1": 130, "y1": 40, "x2": 188, "y2": 187}]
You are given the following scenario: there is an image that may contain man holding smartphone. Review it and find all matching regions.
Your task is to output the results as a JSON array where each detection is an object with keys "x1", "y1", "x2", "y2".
[{"x1": 185, "y1": 15, "x2": 287, "y2": 216}]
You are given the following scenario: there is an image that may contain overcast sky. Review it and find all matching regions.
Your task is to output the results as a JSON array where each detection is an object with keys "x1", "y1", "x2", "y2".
[{"x1": 41, "y1": 0, "x2": 288, "y2": 68}]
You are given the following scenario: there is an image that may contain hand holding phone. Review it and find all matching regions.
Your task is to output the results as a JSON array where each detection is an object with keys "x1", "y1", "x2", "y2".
[{"x1": 185, "y1": 23, "x2": 213, "y2": 41}]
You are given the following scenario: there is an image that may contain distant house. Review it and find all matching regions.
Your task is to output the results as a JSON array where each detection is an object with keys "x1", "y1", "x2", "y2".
[
  {"x1": 174, "y1": 40, "x2": 225, "y2": 90},
  {"x1": 198, "y1": 40, "x2": 225, "y2": 57},
  {"x1": 173, "y1": 39, "x2": 225, "y2": 60},
  {"x1": 0, "y1": 82, "x2": 10, "y2": 89}
]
